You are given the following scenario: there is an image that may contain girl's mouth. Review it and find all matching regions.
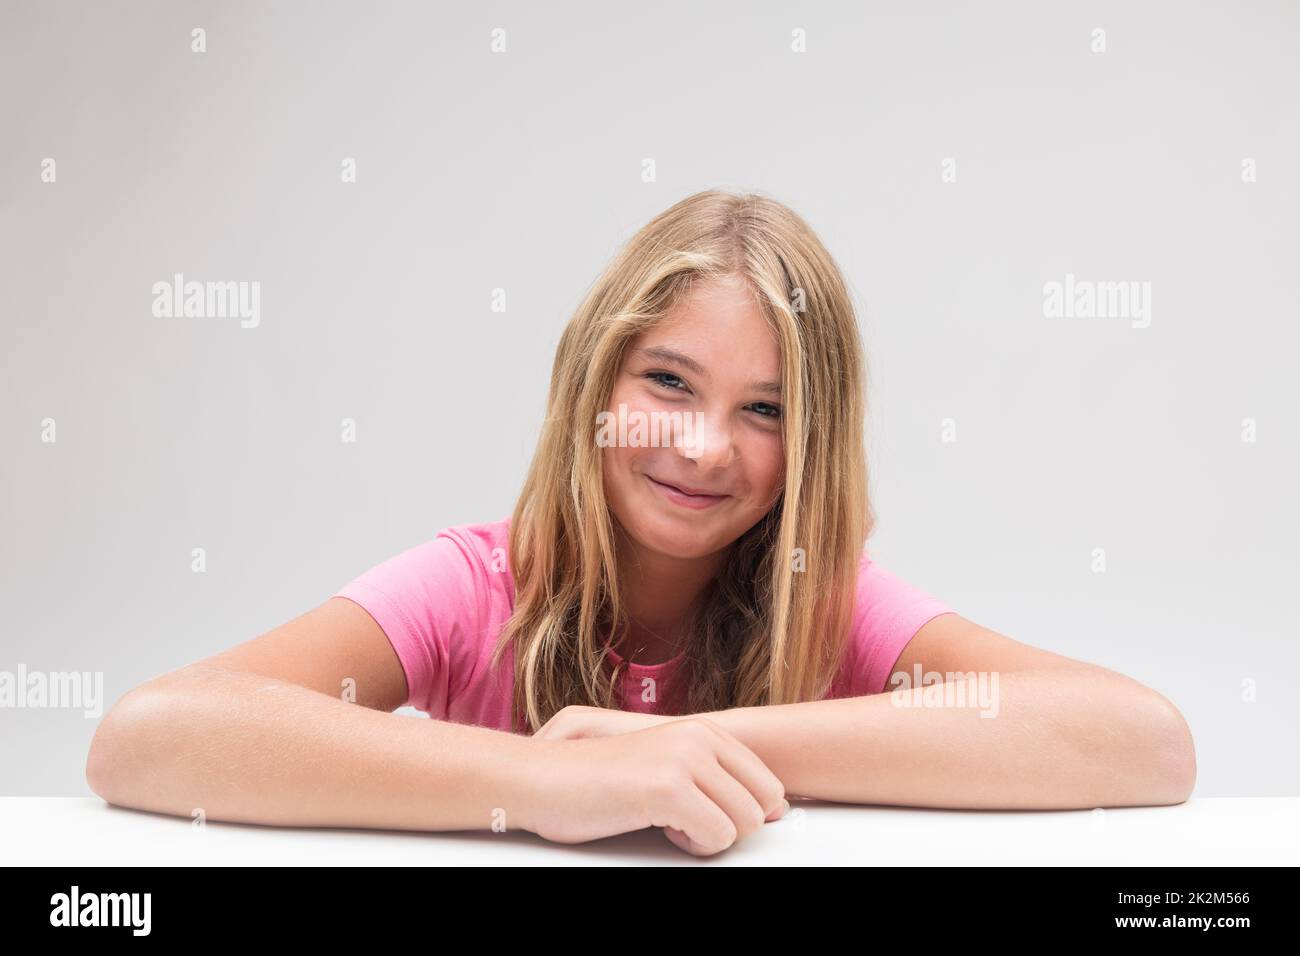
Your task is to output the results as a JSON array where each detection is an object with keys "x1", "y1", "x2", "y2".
[{"x1": 644, "y1": 474, "x2": 730, "y2": 510}]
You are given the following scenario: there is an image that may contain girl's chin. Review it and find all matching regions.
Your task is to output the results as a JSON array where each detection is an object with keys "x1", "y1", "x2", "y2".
[{"x1": 623, "y1": 517, "x2": 731, "y2": 558}]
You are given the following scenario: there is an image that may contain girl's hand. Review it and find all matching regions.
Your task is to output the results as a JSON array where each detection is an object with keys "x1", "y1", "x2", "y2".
[
  {"x1": 521, "y1": 717, "x2": 790, "y2": 856},
  {"x1": 532, "y1": 704, "x2": 672, "y2": 741}
]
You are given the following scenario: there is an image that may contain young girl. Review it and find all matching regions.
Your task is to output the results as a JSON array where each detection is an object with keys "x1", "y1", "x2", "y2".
[{"x1": 86, "y1": 190, "x2": 1196, "y2": 856}]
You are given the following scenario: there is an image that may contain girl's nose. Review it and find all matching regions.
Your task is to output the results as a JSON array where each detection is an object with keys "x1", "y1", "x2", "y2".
[{"x1": 677, "y1": 410, "x2": 734, "y2": 469}]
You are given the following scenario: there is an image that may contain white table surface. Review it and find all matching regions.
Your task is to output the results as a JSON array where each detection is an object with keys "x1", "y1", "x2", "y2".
[{"x1": 3, "y1": 796, "x2": 1296, "y2": 865}]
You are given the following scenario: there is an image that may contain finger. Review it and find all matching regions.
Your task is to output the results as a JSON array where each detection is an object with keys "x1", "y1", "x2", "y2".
[
  {"x1": 662, "y1": 825, "x2": 718, "y2": 856},
  {"x1": 661, "y1": 781, "x2": 739, "y2": 856},
  {"x1": 765, "y1": 798, "x2": 791, "y2": 823},
  {"x1": 692, "y1": 720, "x2": 786, "y2": 821},
  {"x1": 662, "y1": 826, "x2": 690, "y2": 853},
  {"x1": 691, "y1": 759, "x2": 768, "y2": 842}
]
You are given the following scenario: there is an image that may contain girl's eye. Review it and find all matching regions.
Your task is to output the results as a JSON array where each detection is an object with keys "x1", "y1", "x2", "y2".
[
  {"x1": 645, "y1": 371, "x2": 780, "y2": 420},
  {"x1": 645, "y1": 371, "x2": 687, "y2": 391}
]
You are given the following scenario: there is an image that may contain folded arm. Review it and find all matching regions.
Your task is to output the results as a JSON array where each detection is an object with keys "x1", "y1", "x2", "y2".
[{"x1": 690, "y1": 613, "x2": 1197, "y2": 810}]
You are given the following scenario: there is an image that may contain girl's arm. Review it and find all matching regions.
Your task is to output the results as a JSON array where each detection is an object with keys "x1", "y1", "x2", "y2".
[
  {"x1": 84, "y1": 598, "x2": 543, "y2": 831},
  {"x1": 86, "y1": 598, "x2": 788, "y2": 854},
  {"x1": 690, "y1": 613, "x2": 1198, "y2": 809}
]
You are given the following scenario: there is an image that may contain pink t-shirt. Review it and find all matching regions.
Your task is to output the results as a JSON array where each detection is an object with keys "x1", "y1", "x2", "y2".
[{"x1": 333, "y1": 517, "x2": 953, "y2": 731}]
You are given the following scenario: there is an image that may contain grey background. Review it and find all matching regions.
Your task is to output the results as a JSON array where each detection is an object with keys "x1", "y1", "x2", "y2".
[{"x1": 2, "y1": 0, "x2": 1296, "y2": 796}]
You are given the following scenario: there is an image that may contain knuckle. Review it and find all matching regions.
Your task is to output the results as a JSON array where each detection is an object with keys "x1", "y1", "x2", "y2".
[
  {"x1": 683, "y1": 717, "x2": 715, "y2": 736},
  {"x1": 645, "y1": 768, "x2": 686, "y2": 803}
]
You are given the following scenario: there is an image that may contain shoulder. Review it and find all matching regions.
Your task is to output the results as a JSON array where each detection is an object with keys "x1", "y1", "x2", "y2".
[
  {"x1": 331, "y1": 517, "x2": 512, "y2": 716},
  {"x1": 853, "y1": 551, "x2": 948, "y2": 622},
  {"x1": 437, "y1": 517, "x2": 512, "y2": 582},
  {"x1": 436, "y1": 515, "x2": 513, "y2": 595},
  {"x1": 844, "y1": 551, "x2": 954, "y2": 695},
  {"x1": 335, "y1": 516, "x2": 513, "y2": 613}
]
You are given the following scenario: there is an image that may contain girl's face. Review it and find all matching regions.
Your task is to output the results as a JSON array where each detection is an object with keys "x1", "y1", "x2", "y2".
[{"x1": 601, "y1": 274, "x2": 786, "y2": 560}]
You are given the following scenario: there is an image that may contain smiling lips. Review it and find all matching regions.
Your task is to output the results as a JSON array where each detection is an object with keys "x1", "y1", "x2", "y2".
[{"x1": 645, "y1": 474, "x2": 731, "y2": 510}]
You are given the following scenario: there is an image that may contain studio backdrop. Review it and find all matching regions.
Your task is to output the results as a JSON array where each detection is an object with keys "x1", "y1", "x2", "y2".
[{"x1": 1, "y1": 0, "x2": 1296, "y2": 795}]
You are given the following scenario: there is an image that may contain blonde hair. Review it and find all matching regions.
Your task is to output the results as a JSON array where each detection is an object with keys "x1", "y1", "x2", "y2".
[{"x1": 491, "y1": 189, "x2": 872, "y2": 733}]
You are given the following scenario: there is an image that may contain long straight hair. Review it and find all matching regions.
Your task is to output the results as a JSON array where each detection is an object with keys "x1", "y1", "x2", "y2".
[{"x1": 491, "y1": 189, "x2": 872, "y2": 733}]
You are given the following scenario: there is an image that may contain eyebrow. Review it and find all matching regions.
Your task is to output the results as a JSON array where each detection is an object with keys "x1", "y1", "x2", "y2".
[{"x1": 632, "y1": 346, "x2": 783, "y2": 397}]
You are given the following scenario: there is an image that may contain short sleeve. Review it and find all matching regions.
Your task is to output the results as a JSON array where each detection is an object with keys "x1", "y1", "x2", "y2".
[
  {"x1": 849, "y1": 557, "x2": 955, "y2": 696},
  {"x1": 332, "y1": 532, "x2": 485, "y2": 717}
]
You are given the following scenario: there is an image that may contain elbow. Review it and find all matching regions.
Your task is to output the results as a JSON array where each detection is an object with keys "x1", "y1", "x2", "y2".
[
  {"x1": 85, "y1": 684, "x2": 170, "y2": 804},
  {"x1": 1141, "y1": 691, "x2": 1197, "y2": 805},
  {"x1": 85, "y1": 694, "x2": 131, "y2": 801}
]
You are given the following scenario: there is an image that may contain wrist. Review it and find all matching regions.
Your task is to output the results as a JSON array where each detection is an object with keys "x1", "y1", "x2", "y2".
[{"x1": 509, "y1": 735, "x2": 568, "y2": 836}]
